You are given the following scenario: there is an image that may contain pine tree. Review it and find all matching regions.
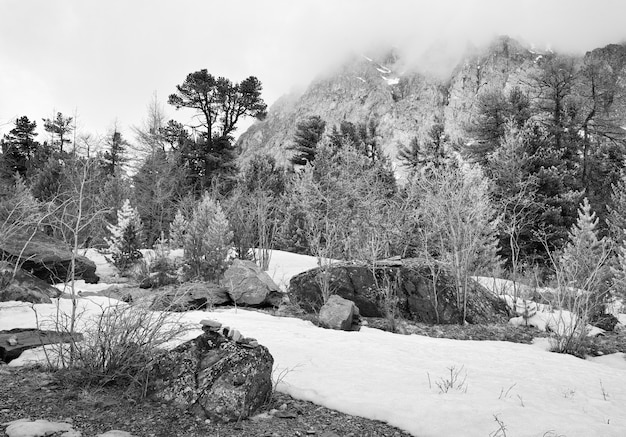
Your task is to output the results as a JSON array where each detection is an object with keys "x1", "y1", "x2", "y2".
[
  {"x1": 169, "y1": 209, "x2": 188, "y2": 249},
  {"x1": 288, "y1": 116, "x2": 326, "y2": 166},
  {"x1": 106, "y1": 199, "x2": 143, "y2": 273},
  {"x1": 559, "y1": 197, "x2": 609, "y2": 288},
  {"x1": 182, "y1": 193, "x2": 233, "y2": 280},
  {"x1": 606, "y1": 172, "x2": 626, "y2": 242}
]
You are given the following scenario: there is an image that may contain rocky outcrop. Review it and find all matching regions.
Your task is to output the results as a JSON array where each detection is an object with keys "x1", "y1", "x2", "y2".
[
  {"x1": 0, "y1": 232, "x2": 98, "y2": 284},
  {"x1": 0, "y1": 329, "x2": 83, "y2": 363},
  {"x1": 236, "y1": 37, "x2": 626, "y2": 172},
  {"x1": 221, "y1": 259, "x2": 284, "y2": 307},
  {"x1": 0, "y1": 261, "x2": 61, "y2": 303},
  {"x1": 318, "y1": 295, "x2": 361, "y2": 331},
  {"x1": 150, "y1": 320, "x2": 273, "y2": 423},
  {"x1": 289, "y1": 259, "x2": 510, "y2": 325},
  {"x1": 150, "y1": 282, "x2": 230, "y2": 311}
]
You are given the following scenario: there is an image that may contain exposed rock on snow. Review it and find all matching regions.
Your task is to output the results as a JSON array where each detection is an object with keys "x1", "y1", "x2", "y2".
[
  {"x1": 289, "y1": 259, "x2": 509, "y2": 324},
  {"x1": 150, "y1": 282, "x2": 230, "y2": 311},
  {"x1": 0, "y1": 232, "x2": 98, "y2": 284},
  {"x1": 319, "y1": 295, "x2": 361, "y2": 331},
  {"x1": 221, "y1": 259, "x2": 284, "y2": 307},
  {"x1": 150, "y1": 323, "x2": 273, "y2": 423},
  {"x1": 0, "y1": 329, "x2": 83, "y2": 364},
  {"x1": 0, "y1": 261, "x2": 60, "y2": 304}
]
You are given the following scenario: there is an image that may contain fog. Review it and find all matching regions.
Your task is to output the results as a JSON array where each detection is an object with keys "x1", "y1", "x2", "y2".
[{"x1": 0, "y1": 0, "x2": 624, "y2": 138}]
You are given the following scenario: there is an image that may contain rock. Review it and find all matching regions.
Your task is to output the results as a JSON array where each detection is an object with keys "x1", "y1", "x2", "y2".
[
  {"x1": 4, "y1": 419, "x2": 75, "y2": 437},
  {"x1": 139, "y1": 271, "x2": 178, "y2": 289},
  {"x1": 150, "y1": 282, "x2": 231, "y2": 311},
  {"x1": 150, "y1": 329, "x2": 273, "y2": 423},
  {"x1": 289, "y1": 260, "x2": 510, "y2": 325},
  {"x1": 96, "y1": 431, "x2": 135, "y2": 437},
  {"x1": 0, "y1": 261, "x2": 61, "y2": 303},
  {"x1": 0, "y1": 231, "x2": 98, "y2": 284},
  {"x1": 200, "y1": 319, "x2": 222, "y2": 331},
  {"x1": 319, "y1": 295, "x2": 361, "y2": 331},
  {"x1": 0, "y1": 329, "x2": 83, "y2": 363},
  {"x1": 221, "y1": 259, "x2": 282, "y2": 306}
]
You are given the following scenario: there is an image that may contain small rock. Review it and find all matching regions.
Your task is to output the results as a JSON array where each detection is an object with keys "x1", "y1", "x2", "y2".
[
  {"x1": 274, "y1": 410, "x2": 298, "y2": 419},
  {"x1": 229, "y1": 329, "x2": 242, "y2": 342},
  {"x1": 96, "y1": 431, "x2": 135, "y2": 437},
  {"x1": 7, "y1": 337, "x2": 18, "y2": 346},
  {"x1": 200, "y1": 319, "x2": 222, "y2": 329}
]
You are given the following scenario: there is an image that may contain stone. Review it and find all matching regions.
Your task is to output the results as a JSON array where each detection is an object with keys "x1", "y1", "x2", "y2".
[
  {"x1": 0, "y1": 231, "x2": 98, "y2": 284},
  {"x1": 150, "y1": 329, "x2": 273, "y2": 423},
  {"x1": 0, "y1": 261, "x2": 61, "y2": 304},
  {"x1": 200, "y1": 319, "x2": 222, "y2": 330},
  {"x1": 289, "y1": 259, "x2": 510, "y2": 325},
  {"x1": 0, "y1": 329, "x2": 83, "y2": 363},
  {"x1": 4, "y1": 419, "x2": 75, "y2": 437},
  {"x1": 150, "y1": 282, "x2": 231, "y2": 311},
  {"x1": 96, "y1": 431, "x2": 135, "y2": 437},
  {"x1": 221, "y1": 259, "x2": 283, "y2": 306},
  {"x1": 318, "y1": 295, "x2": 361, "y2": 331}
]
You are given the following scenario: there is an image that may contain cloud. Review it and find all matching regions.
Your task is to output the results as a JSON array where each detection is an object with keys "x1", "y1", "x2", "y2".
[{"x1": 0, "y1": 0, "x2": 625, "y2": 138}]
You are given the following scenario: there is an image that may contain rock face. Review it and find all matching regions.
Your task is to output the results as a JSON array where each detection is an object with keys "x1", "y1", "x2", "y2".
[
  {"x1": 150, "y1": 282, "x2": 231, "y2": 311},
  {"x1": 150, "y1": 324, "x2": 273, "y2": 423},
  {"x1": 236, "y1": 37, "x2": 626, "y2": 173},
  {"x1": 221, "y1": 259, "x2": 283, "y2": 307},
  {"x1": 0, "y1": 232, "x2": 99, "y2": 284},
  {"x1": 289, "y1": 260, "x2": 510, "y2": 325},
  {"x1": 318, "y1": 295, "x2": 361, "y2": 331},
  {"x1": 0, "y1": 261, "x2": 61, "y2": 303}
]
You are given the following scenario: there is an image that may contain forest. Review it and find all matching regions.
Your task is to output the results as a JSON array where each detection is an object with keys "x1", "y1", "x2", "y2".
[{"x1": 1, "y1": 51, "x2": 626, "y2": 339}]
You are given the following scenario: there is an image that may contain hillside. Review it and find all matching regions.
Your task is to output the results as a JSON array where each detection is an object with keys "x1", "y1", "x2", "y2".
[{"x1": 236, "y1": 36, "x2": 626, "y2": 168}]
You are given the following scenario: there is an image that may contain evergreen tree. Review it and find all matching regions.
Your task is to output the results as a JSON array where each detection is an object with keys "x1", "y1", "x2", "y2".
[
  {"x1": 0, "y1": 116, "x2": 40, "y2": 180},
  {"x1": 607, "y1": 171, "x2": 626, "y2": 241},
  {"x1": 288, "y1": 115, "x2": 326, "y2": 166},
  {"x1": 105, "y1": 199, "x2": 143, "y2": 273},
  {"x1": 43, "y1": 112, "x2": 73, "y2": 155},
  {"x1": 102, "y1": 129, "x2": 129, "y2": 176},
  {"x1": 559, "y1": 198, "x2": 610, "y2": 292},
  {"x1": 397, "y1": 119, "x2": 449, "y2": 176},
  {"x1": 182, "y1": 193, "x2": 233, "y2": 280},
  {"x1": 168, "y1": 70, "x2": 267, "y2": 192},
  {"x1": 169, "y1": 209, "x2": 188, "y2": 249}
]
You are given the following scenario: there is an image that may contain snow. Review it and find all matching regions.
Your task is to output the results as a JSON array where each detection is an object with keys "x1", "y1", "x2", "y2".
[
  {"x1": 355, "y1": 76, "x2": 366, "y2": 83},
  {"x1": 2, "y1": 250, "x2": 626, "y2": 437},
  {"x1": 382, "y1": 76, "x2": 400, "y2": 86}
]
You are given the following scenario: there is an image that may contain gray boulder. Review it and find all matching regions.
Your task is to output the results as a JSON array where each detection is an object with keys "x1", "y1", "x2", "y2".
[
  {"x1": 150, "y1": 282, "x2": 231, "y2": 311},
  {"x1": 0, "y1": 261, "x2": 61, "y2": 304},
  {"x1": 319, "y1": 295, "x2": 361, "y2": 331},
  {"x1": 221, "y1": 259, "x2": 282, "y2": 306},
  {"x1": 150, "y1": 326, "x2": 273, "y2": 423},
  {"x1": 289, "y1": 259, "x2": 510, "y2": 325},
  {"x1": 0, "y1": 231, "x2": 98, "y2": 284}
]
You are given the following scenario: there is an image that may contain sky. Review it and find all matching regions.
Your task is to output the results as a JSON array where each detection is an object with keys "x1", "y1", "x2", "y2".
[
  {"x1": 1, "y1": 0, "x2": 626, "y2": 146},
  {"x1": 2, "y1": 249, "x2": 626, "y2": 437}
]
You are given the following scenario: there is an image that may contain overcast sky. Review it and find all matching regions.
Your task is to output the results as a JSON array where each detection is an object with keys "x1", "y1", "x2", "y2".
[{"x1": 1, "y1": 0, "x2": 625, "y2": 143}]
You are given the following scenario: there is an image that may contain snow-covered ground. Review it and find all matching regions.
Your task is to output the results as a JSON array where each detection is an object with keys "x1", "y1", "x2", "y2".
[{"x1": 2, "y1": 250, "x2": 626, "y2": 437}]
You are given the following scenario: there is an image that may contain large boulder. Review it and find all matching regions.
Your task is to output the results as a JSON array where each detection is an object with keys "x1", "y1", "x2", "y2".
[
  {"x1": 0, "y1": 261, "x2": 61, "y2": 303},
  {"x1": 150, "y1": 282, "x2": 231, "y2": 311},
  {"x1": 289, "y1": 259, "x2": 510, "y2": 325},
  {"x1": 221, "y1": 259, "x2": 283, "y2": 307},
  {"x1": 0, "y1": 232, "x2": 99, "y2": 284},
  {"x1": 319, "y1": 295, "x2": 361, "y2": 331},
  {"x1": 150, "y1": 323, "x2": 273, "y2": 423}
]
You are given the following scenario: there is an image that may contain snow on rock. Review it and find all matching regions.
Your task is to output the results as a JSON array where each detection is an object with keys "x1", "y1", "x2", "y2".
[{"x1": 4, "y1": 419, "x2": 75, "y2": 437}]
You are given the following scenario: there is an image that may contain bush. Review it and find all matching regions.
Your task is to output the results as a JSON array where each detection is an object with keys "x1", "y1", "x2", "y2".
[{"x1": 43, "y1": 302, "x2": 192, "y2": 396}]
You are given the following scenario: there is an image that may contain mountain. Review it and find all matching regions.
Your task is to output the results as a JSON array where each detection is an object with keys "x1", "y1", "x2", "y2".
[{"x1": 236, "y1": 36, "x2": 626, "y2": 169}]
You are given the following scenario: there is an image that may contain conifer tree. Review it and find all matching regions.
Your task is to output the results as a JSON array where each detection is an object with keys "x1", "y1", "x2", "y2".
[
  {"x1": 559, "y1": 197, "x2": 609, "y2": 288},
  {"x1": 106, "y1": 199, "x2": 143, "y2": 273},
  {"x1": 182, "y1": 193, "x2": 233, "y2": 280},
  {"x1": 169, "y1": 209, "x2": 188, "y2": 249},
  {"x1": 288, "y1": 116, "x2": 326, "y2": 166}
]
